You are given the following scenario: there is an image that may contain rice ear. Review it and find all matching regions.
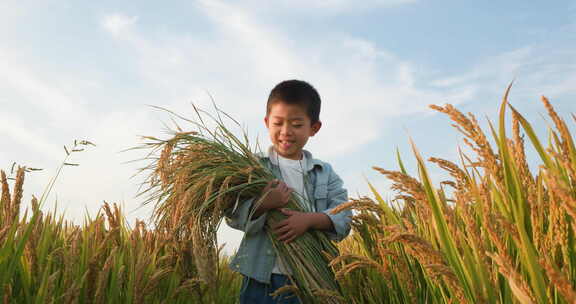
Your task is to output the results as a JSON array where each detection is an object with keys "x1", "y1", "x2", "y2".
[{"x1": 1, "y1": 170, "x2": 12, "y2": 218}]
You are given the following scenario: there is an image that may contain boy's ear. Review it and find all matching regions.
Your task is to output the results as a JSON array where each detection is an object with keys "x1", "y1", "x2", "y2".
[
  {"x1": 310, "y1": 121, "x2": 322, "y2": 136},
  {"x1": 264, "y1": 116, "x2": 269, "y2": 128}
]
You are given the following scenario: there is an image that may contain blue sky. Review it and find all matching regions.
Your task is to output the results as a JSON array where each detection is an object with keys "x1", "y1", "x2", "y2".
[{"x1": 1, "y1": 0, "x2": 575, "y2": 252}]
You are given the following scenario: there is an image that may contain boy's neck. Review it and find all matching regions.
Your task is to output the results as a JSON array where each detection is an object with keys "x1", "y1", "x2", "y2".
[{"x1": 269, "y1": 146, "x2": 304, "y2": 161}]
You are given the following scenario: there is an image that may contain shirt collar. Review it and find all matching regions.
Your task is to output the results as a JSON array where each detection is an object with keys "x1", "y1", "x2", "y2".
[{"x1": 262, "y1": 146, "x2": 323, "y2": 172}]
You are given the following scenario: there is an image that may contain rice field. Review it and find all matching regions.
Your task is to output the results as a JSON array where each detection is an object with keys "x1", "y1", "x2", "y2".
[{"x1": 1, "y1": 90, "x2": 575, "y2": 303}]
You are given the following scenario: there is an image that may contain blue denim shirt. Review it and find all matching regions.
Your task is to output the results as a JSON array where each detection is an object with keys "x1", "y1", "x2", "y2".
[{"x1": 225, "y1": 149, "x2": 352, "y2": 284}]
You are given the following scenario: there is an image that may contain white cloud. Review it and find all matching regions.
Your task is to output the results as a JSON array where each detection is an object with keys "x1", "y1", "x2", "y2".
[
  {"x1": 432, "y1": 45, "x2": 576, "y2": 105},
  {"x1": 48, "y1": 109, "x2": 161, "y2": 221},
  {"x1": 288, "y1": 0, "x2": 417, "y2": 10},
  {"x1": 0, "y1": 50, "x2": 87, "y2": 123},
  {"x1": 101, "y1": 13, "x2": 139, "y2": 38},
  {"x1": 0, "y1": 45, "x2": 161, "y2": 227},
  {"x1": 0, "y1": 1, "x2": 28, "y2": 23},
  {"x1": 210, "y1": 0, "x2": 417, "y2": 15},
  {"x1": 0, "y1": 0, "x2": 69, "y2": 31},
  {"x1": 102, "y1": 1, "x2": 472, "y2": 159},
  {"x1": 0, "y1": 115, "x2": 61, "y2": 160}
]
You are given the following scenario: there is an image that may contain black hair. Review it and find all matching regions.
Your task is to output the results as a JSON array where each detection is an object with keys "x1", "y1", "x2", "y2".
[{"x1": 266, "y1": 80, "x2": 321, "y2": 124}]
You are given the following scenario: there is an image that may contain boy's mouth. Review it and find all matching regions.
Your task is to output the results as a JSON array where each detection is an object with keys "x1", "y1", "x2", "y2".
[{"x1": 278, "y1": 140, "x2": 295, "y2": 150}]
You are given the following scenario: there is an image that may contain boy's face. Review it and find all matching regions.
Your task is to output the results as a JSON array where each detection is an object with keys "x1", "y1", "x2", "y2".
[{"x1": 265, "y1": 101, "x2": 321, "y2": 160}]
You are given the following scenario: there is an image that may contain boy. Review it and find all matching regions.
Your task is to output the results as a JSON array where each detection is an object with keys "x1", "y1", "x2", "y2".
[{"x1": 225, "y1": 80, "x2": 352, "y2": 304}]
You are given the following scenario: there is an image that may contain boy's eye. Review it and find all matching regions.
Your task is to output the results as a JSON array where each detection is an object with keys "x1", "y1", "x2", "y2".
[{"x1": 292, "y1": 124, "x2": 302, "y2": 128}]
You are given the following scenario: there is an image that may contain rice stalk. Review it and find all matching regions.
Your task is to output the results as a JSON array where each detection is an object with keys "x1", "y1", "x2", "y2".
[{"x1": 334, "y1": 87, "x2": 576, "y2": 304}]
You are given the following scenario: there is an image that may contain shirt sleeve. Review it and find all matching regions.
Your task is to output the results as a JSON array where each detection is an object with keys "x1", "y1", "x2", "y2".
[
  {"x1": 321, "y1": 167, "x2": 352, "y2": 242},
  {"x1": 224, "y1": 197, "x2": 268, "y2": 236}
]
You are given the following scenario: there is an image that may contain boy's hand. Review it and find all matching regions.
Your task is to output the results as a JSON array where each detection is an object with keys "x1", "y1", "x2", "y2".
[
  {"x1": 273, "y1": 209, "x2": 312, "y2": 243},
  {"x1": 252, "y1": 180, "x2": 292, "y2": 219},
  {"x1": 260, "y1": 180, "x2": 292, "y2": 210}
]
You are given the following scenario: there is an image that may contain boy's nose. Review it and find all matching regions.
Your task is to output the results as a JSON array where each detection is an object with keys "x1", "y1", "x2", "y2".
[{"x1": 280, "y1": 125, "x2": 293, "y2": 135}]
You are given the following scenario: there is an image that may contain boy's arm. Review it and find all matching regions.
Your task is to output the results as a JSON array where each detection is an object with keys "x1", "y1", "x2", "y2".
[
  {"x1": 225, "y1": 180, "x2": 292, "y2": 235},
  {"x1": 273, "y1": 209, "x2": 334, "y2": 243},
  {"x1": 273, "y1": 168, "x2": 352, "y2": 243},
  {"x1": 224, "y1": 197, "x2": 268, "y2": 236},
  {"x1": 305, "y1": 212, "x2": 334, "y2": 230},
  {"x1": 319, "y1": 168, "x2": 352, "y2": 242}
]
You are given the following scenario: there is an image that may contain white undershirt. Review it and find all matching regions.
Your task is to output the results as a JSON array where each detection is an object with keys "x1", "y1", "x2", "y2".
[{"x1": 269, "y1": 148, "x2": 310, "y2": 274}]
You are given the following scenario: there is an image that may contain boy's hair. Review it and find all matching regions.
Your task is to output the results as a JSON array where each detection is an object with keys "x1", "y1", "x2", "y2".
[{"x1": 266, "y1": 80, "x2": 321, "y2": 124}]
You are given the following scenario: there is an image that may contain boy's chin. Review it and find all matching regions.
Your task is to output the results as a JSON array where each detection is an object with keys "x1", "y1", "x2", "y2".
[{"x1": 273, "y1": 146, "x2": 302, "y2": 160}]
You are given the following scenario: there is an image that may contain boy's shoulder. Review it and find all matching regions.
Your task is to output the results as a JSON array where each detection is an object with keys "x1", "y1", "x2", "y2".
[{"x1": 302, "y1": 149, "x2": 333, "y2": 172}]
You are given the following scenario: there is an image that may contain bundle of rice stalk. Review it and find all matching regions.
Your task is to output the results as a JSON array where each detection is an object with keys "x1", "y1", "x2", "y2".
[{"x1": 134, "y1": 105, "x2": 344, "y2": 303}]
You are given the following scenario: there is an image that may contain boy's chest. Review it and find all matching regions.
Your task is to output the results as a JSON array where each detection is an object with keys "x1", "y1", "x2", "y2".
[{"x1": 269, "y1": 165, "x2": 330, "y2": 212}]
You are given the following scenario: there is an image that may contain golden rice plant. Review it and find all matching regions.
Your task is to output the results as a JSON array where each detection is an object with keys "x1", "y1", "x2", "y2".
[
  {"x1": 333, "y1": 86, "x2": 576, "y2": 304},
  {"x1": 133, "y1": 105, "x2": 344, "y2": 303},
  {"x1": 1, "y1": 140, "x2": 242, "y2": 303}
]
